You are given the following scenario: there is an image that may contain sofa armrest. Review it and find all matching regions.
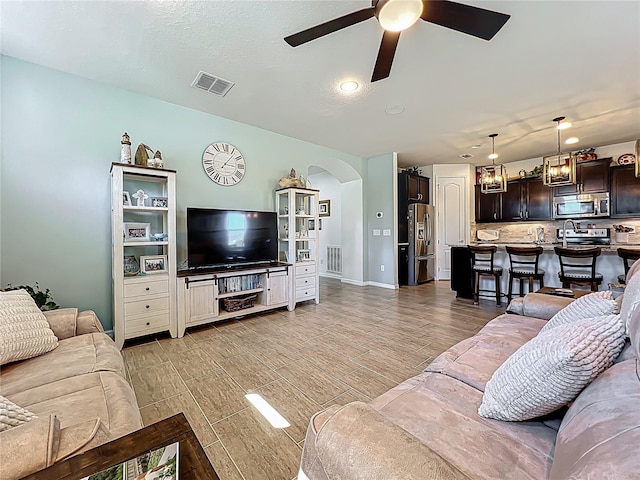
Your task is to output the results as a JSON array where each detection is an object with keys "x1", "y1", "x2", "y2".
[
  {"x1": 311, "y1": 402, "x2": 470, "y2": 480},
  {"x1": 43, "y1": 309, "x2": 104, "y2": 340},
  {"x1": 507, "y1": 293, "x2": 573, "y2": 320},
  {"x1": 0, "y1": 414, "x2": 113, "y2": 479},
  {"x1": 0, "y1": 415, "x2": 59, "y2": 479}
]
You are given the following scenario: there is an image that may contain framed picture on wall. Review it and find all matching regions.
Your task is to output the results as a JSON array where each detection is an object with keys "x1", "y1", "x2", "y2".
[
  {"x1": 319, "y1": 200, "x2": 331, "y2": 217},
  {"x1": 123, "y1": 191, "x2": 131, "y2": 206}
]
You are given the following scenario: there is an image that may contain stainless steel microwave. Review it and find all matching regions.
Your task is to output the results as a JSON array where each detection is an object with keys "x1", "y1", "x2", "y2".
[{"x1": 553, "y1": 192, "x2": 610, "y2": 219}]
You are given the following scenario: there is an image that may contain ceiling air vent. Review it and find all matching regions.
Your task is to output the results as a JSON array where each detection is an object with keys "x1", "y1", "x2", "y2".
[
  {"x1": 191, "y1": 71, "x2": 235, "y2": 97},
  {"x1": 459, "y1": 153, "x2": 473, "y2": 159}
]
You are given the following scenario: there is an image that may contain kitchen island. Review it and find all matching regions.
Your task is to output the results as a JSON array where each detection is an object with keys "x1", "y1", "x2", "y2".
[{"x1": 452, "y1": 242, "x2": 640, "y2": 303}]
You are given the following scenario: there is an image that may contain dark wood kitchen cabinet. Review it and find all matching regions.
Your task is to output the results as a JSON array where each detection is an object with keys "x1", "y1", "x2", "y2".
[
  {"x1": 475, "y1": 178, "x2": 552, "y2": 223},
  {"x1": 399, "y1": 172, "x2": 429, "y2": 203},
  {"x1": 475, "y1": 184, "x2": 501, "y2": 222},
  {"x1": 611, "y1": 165, "x2": 640, "y2": 218},
  {"x1": 554, "y1": 158, "x2": 610, "y2": 195}
]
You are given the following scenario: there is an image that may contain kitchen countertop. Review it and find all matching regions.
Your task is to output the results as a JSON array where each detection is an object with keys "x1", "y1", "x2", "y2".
[{"x1": 461, "y1": 242, "x2": 640, "y2": 252}]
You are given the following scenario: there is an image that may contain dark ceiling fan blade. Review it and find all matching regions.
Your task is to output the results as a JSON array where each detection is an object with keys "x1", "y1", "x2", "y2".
[
  {"x1": 371, "y1": 31, "x2": 401, "y2": 82},
  {"x1": 284, "y1": 7, "x2": 375, "y2": 47},
  {"x1": 420, "y1": 0, "x2": 510, "y2": 41}
]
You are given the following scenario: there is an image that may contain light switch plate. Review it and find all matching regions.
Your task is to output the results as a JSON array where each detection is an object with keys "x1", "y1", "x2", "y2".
[
  {"x1": 373, "y1": 229, "x2": 381, "y2": 236},
  {"x1": 383, "y1": 229, "x2": 391, "y2": 236}
]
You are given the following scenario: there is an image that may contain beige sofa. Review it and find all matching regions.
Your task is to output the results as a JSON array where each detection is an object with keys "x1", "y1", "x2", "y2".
[
  {"x1": 300, "y1": 273, "x2": 640, "y2": 478},
  {"x1": 0, "y1": 308, "x2": 142, "y2": 479}
]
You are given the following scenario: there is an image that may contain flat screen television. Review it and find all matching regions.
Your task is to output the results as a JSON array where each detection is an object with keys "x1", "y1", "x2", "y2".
[{"x1": 187, "y1": 208, "x2": 278, "y2": 269}]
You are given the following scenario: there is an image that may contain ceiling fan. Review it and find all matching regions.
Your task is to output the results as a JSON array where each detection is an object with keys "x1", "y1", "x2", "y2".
[{"x1": 284, "y1": 0, "x2": 510, "y2": 82}]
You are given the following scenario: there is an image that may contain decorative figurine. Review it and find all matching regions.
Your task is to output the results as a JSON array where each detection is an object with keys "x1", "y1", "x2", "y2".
[
  {"x1": 154, "y1": 150, "x2": 164, "y2": 169},
  {"x1": 132, "y1": 189, "x2": 148, "y2": 207},
  {"x1": 120, "y1": 132, "x2": 132, "y2": 164},
  {"x1": 135, "y1": 143, "x2": 154, "y2": 167},
  {"x1": 278, "y1": 168, "x2": 305, "y2": 188}
]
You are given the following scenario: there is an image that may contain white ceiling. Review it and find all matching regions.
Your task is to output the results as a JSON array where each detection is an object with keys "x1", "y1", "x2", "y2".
[{"x1": 1, "y1": 1, "x2": 639, "y2": 167}]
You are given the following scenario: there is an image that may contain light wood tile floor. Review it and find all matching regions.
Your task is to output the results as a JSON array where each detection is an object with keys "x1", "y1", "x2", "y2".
[{"x1": 123, "y1": 278, "x2": 504, "y2": 480}]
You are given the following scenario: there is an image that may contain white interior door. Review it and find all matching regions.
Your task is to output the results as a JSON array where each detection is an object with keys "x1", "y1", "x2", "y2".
[{"x1": 437, "y1": 177, "x2": 467, "y2": 280}]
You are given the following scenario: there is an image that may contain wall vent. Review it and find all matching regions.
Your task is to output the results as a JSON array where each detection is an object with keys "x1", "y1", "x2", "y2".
[
  {"x1": 191, "y1": 71, "x2": 235, "y2": 97},
  {"x1": 327, "y1": 245, "x2": 342, "y2": 274}
]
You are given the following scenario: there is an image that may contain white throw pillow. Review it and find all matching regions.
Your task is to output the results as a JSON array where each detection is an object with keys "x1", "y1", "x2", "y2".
[
  {"x1": 0, "y1": 395, "x2": 37, "y2": 432},
  {"x1": 479, "y1": 314, "x2": 625, "y2": 421},
  {"x1": 0, "y1": 289, "x2": 58, "y2": 366},
  {"x1": 620, "y1": 271, "x2": 640, "y2": 335},
  {"x1": 541, "y1": 291, "x2": 616, "y2": 333}
]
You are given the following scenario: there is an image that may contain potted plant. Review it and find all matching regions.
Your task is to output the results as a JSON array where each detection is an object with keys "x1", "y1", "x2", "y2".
[{"x1": 2, "y1": 282, "x2": 60, "y2": 311}]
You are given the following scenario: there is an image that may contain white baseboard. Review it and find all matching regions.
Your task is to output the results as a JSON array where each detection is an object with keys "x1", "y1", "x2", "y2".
[
  {"x1": 105, "y1": 329, "x2": 114, "y2": 339},
  {"x1": 319, "y1": 272, "x2": 342, "y2": 280},
  {"x1": 366, "y1": 281, "x2": 398, "y2": 290},
  {"x1": 340, "y1": 278, "x2": 366, "y2": 286}
]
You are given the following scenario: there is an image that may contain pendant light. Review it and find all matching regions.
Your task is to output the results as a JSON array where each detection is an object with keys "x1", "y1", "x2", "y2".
[
  {"x1": 543, "y1": 116, "x2": 576, "y2": 186},
  {"x1": 481, "y1": 134, "x2": 507, "y2": 194}
]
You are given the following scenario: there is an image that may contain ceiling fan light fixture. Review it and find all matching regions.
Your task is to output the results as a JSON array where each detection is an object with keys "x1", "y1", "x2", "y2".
[
  {"x1": 557, "y1": 121, "x2": 572, "y2": 130},
  {"x1": 565, "y1": 136, "x2": 579, "y2": 145},
  {"x1": 376, "y1": 0, "x2": 423, "y2": 32}
]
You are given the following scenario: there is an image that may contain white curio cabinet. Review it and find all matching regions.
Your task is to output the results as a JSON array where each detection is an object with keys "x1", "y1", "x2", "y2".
[
  {"x1": 111, "y1": 163, "x2": 177, "y2": 349},
  {"x1": 275, "y1": 187, "x2": 320, "y2": 307}
]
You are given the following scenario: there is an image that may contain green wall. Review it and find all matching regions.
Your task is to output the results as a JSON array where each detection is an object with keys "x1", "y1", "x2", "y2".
[{"x1": 0, "y1": 56, "x2": 367, "y2": 331}]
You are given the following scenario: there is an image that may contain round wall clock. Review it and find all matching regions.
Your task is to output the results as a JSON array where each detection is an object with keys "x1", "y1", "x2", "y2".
[{"x1": 202, "y1": 142, "x2": 246, "y2": 186}]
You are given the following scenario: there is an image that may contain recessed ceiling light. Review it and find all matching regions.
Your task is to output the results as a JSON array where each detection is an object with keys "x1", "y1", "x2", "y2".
[
  {"x1": 470, "y1": 144, "x2": 483, "y2": 149},
  {"x1": 339, "y1": 80, "x2": 359, "y2": 92},
  {"x1": 565, "y1": 137, "x2": 579, "y2": 145},
  {"x1": 385, "y1": 105, "x2": 405, "y2": 115}
]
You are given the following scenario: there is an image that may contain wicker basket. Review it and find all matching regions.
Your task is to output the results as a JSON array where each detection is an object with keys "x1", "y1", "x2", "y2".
[{"x1": 222, "y1": 294, "x2": 258, "y2": 312}]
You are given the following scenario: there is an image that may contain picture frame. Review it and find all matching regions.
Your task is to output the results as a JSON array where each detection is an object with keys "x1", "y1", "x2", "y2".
[
  {"x1": 297, "y1": 249, "x2": 311, "y2": 261},
  {"x1": 123, "y1": 191, "x2": 131, "y2": 206},
  {"x1": 151, "y1": 196, "x2": 168, "y2": 208},
  {"x1": 123, "y1": 222, "x2": 151, "y2": 242},
  {"x1": 141, "y1": 255, "x2": 167, "y2": 274},
  {"x1": 319, "y1": 199, "x2": 331, "y2": 217},
  {"x1": 308, "y1": 218, "x2": 322, "y2": 231}
]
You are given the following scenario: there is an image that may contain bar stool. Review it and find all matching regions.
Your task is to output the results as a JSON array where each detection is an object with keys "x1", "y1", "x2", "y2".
[
  {"x1": 617, "y1": 248, "x2": 640, "y2": 284},
  {"x1": 469, "y1": 245, "x2": 503, "y2": 306},
  {"x1": 505, "y1": 246, "x2": 545, "y2": 304},
  {"x1": 554, "y1": 246, "x2": 602, "y2": 291}
]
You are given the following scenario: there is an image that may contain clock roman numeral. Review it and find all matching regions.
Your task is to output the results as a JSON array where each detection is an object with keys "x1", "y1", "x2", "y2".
[
  {"x1": 213, "y1": 144, "x2": 222, "y2": 152},
  {"x1": 233, "y1": 171, "x2": 243, "y2": 180},
  {"x1": 223, "y1": 144, "x2": 229, "y2": 153},
  {"x1": 213, "y1": 172, "x2": 221, "y2": 182},
  {"x1": 205, "y1": 166, "x2": 215, "y2": 174},
  {"x1": 237, "y1": 163, "x2": 245, "y2": 170},
  {"x1": 203, "y1": 159, "x2": 213, "y2": 165}
]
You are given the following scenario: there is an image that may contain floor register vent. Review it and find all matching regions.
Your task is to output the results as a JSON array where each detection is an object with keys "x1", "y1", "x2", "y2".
[{"x1": 191, "y1": 71, "x2": 235, "y2": 97}]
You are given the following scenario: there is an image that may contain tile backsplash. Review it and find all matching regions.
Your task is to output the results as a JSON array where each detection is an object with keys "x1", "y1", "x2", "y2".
[{"x1": 472, "y1": 219, "x2": 640, "y2": 245}]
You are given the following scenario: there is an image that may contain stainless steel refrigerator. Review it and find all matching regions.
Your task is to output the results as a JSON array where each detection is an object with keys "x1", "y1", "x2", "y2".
[{"x1": 407, "y1": 203, "x2": 435, "y2": 285}]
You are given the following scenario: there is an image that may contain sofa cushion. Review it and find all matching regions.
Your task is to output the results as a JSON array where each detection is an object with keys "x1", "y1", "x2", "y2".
[
  {"x1": 7, "y1": 371, "x2": 142, "y2": 439},
  {"x1": 369, "y1": 373, "x2": 556, "y2": 480},
  {"x1": 0, "y1": 289, "x2": 58, "y2": 366},
  {"x1": 540, "y1": 291, "x2": 616, "y2": 333},
  {"x1": 479, "y1": 314, "x2": 626, "y2": 421},
  {"x1": 549, "y1": 358, "x2": 640, "y2": 479},
  {"x1": 0, "y1": 333, "x2": 126, "y2": 398},
  {"x1": 0, "y1": 394, "x2": 37, "y2": 432},
  {"x1": 620, "y1": 268, "x2": 640, "y2": 334},
  {"x1": 425, "y1": 314, "x2": 546, "y2": 391}
]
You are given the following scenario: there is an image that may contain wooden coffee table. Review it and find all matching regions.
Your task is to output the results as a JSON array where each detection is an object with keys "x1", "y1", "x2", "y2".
[{"x1": 536, "y1": 286, "x2": 591, "y2": 298}]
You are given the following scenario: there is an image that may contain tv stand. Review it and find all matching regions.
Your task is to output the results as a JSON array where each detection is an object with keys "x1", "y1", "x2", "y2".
[{"x1": 176, "y1": 263, "x2": 293, "y2": 336}]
